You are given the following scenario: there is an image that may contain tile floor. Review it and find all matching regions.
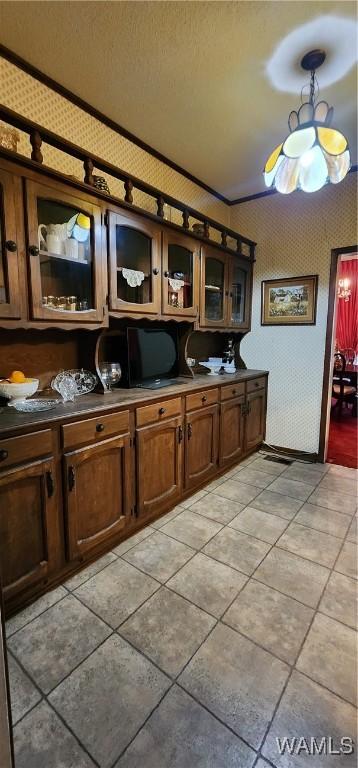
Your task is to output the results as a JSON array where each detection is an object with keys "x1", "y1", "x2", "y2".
[{"x1": 6, "y1": 452, "x2": 358, "y2": 768}]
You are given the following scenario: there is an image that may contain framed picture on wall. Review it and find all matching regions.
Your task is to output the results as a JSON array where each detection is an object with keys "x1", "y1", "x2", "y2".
[{"x1": 261, "y1": 274, "x2": 318, "y2": 326}]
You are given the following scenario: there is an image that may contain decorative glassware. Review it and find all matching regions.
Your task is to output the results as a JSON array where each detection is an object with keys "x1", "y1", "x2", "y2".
[
  {"x1": 57, "y1": 375, "x2": 78, "y2": 402},
  {"x1": 99, "y1": 362, "x2": 122, "y2": 391}
]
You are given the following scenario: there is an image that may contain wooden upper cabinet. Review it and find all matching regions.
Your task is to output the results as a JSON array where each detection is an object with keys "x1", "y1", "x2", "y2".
[
  {"x1": 0, "y1": 168, "x2": 21, "y2": 320},
  {"x1": 25, "y1": 179, "x2": 105, "y2": 323},
  {"x1": 200, "y1": 245, "x2": 252, "y2": 330},
  {"x1": 227, "y1": 257, "x2": 251, "y2": 331},
  {"x1": 136, "y1": 415, "x2": 183, "y2": 519},
  {"x1": 200, "y1": 246, "x2": 228, "y2": 328},
  {"x1": 0, "y1": 457, "x2": 58, "y2": 601},
  {"x1": 161, "y1": 230, "x2": 200, "y2": 318},
  {"x1": 185, "y1": 404, "x2": 219, "y2": 489},
  {"x1": 108, "y1": 210, "x2": 161, "y2": 314},
  {"x1": 64, "y1": 434, "x2": 131, "y2": 560}
]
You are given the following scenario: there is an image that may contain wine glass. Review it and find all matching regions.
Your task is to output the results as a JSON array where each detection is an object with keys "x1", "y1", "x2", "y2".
[{"x1": 99, "y1": 362, "x2": 122, "y2": 391}]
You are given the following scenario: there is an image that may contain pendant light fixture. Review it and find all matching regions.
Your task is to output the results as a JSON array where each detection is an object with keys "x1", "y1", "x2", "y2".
[{"x1": 264, "y1": 50, "x2": 350, "y2": 194}]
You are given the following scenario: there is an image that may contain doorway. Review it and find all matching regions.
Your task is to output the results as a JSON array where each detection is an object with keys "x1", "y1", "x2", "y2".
[{"x1": 319, "y1": 246, "x2": 358, "y2": 467}]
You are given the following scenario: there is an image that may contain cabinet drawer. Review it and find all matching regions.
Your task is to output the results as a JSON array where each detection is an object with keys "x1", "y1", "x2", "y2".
[
  {"x1": 0, "y1": 429, "x2": 53, "y2": 470},
  {"x1": 221, "y1": 382, "x2": 245, "y2": 401},
  {"x1": 62, "y1": 410, "x2": 129, "y2": 449},
  {"x1": 247, "y1": 377, "x2": 266, "y2": 393},
  {"x1": 136, "y1": 397, "x2": 181, "y2": 428},
  {"x1": 186, "y1": 388, "x2": 219, "y2": 412}
]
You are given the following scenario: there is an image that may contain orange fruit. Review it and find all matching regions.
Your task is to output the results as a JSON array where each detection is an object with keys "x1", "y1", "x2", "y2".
[{"x1": 9, "y1": 370, "x2": 26, "y2": 383}]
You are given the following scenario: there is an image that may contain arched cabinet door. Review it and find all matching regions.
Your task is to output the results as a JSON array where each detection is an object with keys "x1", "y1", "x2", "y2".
[
  {"x1": 136, "y1": 416, "x2": 183, "y2": 519},
  {"x1": 108, "y1": 210, "x2": 161, "y2": 314},
  {"x1": 64, "y1": 434, "x2": 131, "y2": 560},
  {"x1": 162, "y1": 230, "x2": 200, "y2": 318},
  {"x1": 185, "y1": 404, "x2": 219, "y2": 490},
  {"x1": 0, "y1": 168, "x2": 21, "y2": 320},
  {"x1": 200, "y1": 246, "x2": 228, "y2": 328}
]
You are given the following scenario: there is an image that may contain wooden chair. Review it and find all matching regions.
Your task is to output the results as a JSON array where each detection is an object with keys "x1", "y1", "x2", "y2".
[{"x1": 332, "y1": 353, "x2": 356, "y2": 417}]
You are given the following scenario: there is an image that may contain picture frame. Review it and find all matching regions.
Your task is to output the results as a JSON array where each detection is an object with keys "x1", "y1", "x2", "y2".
[{"x1": 261, "y1": 274, "x2": 318, "y2": 326}]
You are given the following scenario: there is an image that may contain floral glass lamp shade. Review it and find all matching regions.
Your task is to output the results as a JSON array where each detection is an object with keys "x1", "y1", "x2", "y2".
[{"x1": 264, "y1": 50, "x2": 350, "y2": 194}]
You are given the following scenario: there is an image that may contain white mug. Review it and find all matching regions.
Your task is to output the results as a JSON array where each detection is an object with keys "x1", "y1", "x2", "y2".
[{"x1": 64, "y1": 238, "x2": 78, "y2": 260}]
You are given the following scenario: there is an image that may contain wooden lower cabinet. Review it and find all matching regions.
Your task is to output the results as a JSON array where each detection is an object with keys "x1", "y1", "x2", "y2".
[
  {"x1": 219, "y1": 395, "x2": 245, "y2": 466},
  {"x1": 64, "y1": 434, "x2": 131, "y2": 560},
  {"x1": 0, "y1": 457, "x2": 58, "y2": 601},
  {"x1": 245, "y1": 388, "x2": 267, "y2": 452},
  {"x1": 185, "y1": 404, "x2": 219, "y2": 490},
  {"x1": 136, "y1": 416, "x2": 183, "y2": 519}
]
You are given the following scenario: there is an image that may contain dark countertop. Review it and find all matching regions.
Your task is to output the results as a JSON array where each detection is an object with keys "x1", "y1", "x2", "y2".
[{"x1": 0, "y1": 369, "x2": 268, "y2": 436}]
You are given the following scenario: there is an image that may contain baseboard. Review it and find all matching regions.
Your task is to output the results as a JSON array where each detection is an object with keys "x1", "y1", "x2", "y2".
[{"x1": 261, "y1": 443, "x2": 320, "y2": 464}]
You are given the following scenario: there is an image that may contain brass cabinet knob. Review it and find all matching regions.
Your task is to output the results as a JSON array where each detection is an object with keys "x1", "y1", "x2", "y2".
[
  {"x1": 96, "y1": 423, "x2": 105, "y2": 432},
  {"x1": 159, "y1": 407, "x2": 166, "y2": 415},
  {"x1": 5, "y1": 240, "x2": 17, "y2": 252},
  {"x1": 0, "y1": 449, "x2": 8, "y2": 461}
]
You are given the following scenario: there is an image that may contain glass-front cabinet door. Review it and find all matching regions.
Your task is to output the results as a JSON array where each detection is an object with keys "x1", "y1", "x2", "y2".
[
  {"x1": 162, "y1": 231, "x2": 199, "y2": 317},
  {"x1": 26, "y1": 180, "x2": 104, "y2": 323},
  {"x1": 0, "y1": 168, "x2": 21, "y2": 320},
  {"x1": 200, "y1": 247, "x2": 228, "y2": 327},
  {"x1": 228, "y1": 257, "x2": 251, "y2": 330},
  {"x1": 108, "y1": 210, "x2": 161, "y2": 314}
]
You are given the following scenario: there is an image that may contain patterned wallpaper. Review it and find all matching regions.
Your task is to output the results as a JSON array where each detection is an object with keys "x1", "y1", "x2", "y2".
[
  {"x1": 230, "y1": 174, "x2": 358, "y2": 454},
  {"x1": 0, "y1": 57, "x2": 229, "y2": 234}
]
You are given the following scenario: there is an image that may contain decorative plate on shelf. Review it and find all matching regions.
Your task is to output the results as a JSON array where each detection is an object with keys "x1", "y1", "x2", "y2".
[
  {"x1": 12, "y1": 399, "x2": 61, "y2": 412},
  {"x1": 51, "y1": 369, "x2": 97, "y2": 396}
]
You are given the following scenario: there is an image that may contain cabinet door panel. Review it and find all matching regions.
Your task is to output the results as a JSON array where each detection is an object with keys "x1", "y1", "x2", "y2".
[
  {"x1": 228, "y1": 257, "x2": 251, "y2": 330},
  {"x1": 162, "y1": 231, "x2": 199, "y2": 318},
  {"x1": 200, "y1": 248, "x2": 228, "y2": 328},
  {"x1": 245, "y1": 390, "x2": 266, "y2": 452},
  {"x1": 108, "y1": 210, "x2": 161, "y2": 314},
  {"x1": 136, "y1": 416, "x2": 182, "y2": 518},
  {"x1": 185, "y1": 405, "x2": 219, "y2": 489},
  {"x1": 0, "y1": 168, "x2": 21, "y2": 319},
  {"x1": 64, "y1": 435, "x2": 131, "y2": 560},
  {"x1": 220, "y1": 396, "x2": 245, "y2": 466},
  {"x1": 25, "y1": 179, "x2": 104, "y2": 323},
  {"x1": 0, "y1": 458, "x2": 57, "y2": 600}
]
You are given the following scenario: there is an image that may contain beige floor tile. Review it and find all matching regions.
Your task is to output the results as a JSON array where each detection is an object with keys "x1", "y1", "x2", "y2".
[
  {"x1": 248, "y1": 457, "x2": 288, "y2": 476},
  {"x1": 297, "y1": 613, "x2": 357, "y2": 705},
  {"x1": 64, "y1": 552, "x2": 117, "y2": 591},
  {"x1": 214, "y1": 479, "x2": 261, "y2": 505},
  {"x1": 112, "y1": 525, "x2": 155, "y2": 556},
  {"x1": 115, "y1": 685, "x2": 255, "y2": 768},
  {"x1": 267, "y1": 477, "x2": 315, "y2": 502},
  {"x1": 319, "y1": 473, "x2": 358, "y2": 497},
  {"x1": 160, "y1": 509, "x2": 222, "y2": 549},
  {"x1": 263, "y1": 670, "x2": 357, "y2": 767},
  {"x1": 8, "y1": 654, "x2": 42, "y2": 725},
  {"x1": 327, "y1": 464, "x2": 358, "y2": 480},
  {"x1": 180, "y1": 490, "x2": 208, "y2": 508},
  {"x1": 13, "y1": 701, "x2": 96, "y2": 768},
  {"x1": 119, "y1": 586, "x2": 215, "y2": 676},
  {"x1": 223, "y1": 579, "x2": 313, "y2": 664},
  {"x1": 167, "y1": 552, "x2": 247, "y2": 617},
  {"x1": 122, "y1": 530, "x2": 194, "y2": 582},
  {"x1": 320, "y1": 572, "x2": 357, "y2": 630},
  {"x1": 249, "y1": 489, "x2": 303, "y2": 520},
  {"x1": 277, "y1": 522, "x2": 341, "y2": 568},
  {"x1": 335, "y1": 541, "x2": 358, "y2": 580},
  {"x1": 308, "y1": 487, "x2": 357, "y2": 515},
  {"x1": 232, "y1": 466, "x2": 276, "y2": 488},
  {"x1": 150, "y1": 505, "x2": 185, "y2": 529},
  {"x1": 49, "y1": 635, "x2": 170, "y2": 768},
  {"x1": 190, "y1": 493, "x2": 245, "y2": 524},
  {"x1": 229, "y1": 506, "x2": 289, "y2": 543},
  {"x1": 255, "y1": 547, "x2": 329, "y2": 608},
  {"x1": 280, "y1": 463, "x2": 327, "y2": 485},
  {"x1": 295, "y1": 503, "x2": 351, "y2": 539},
  {"x1": 179, "y1": 622, "x2": 289, "y2": 750},
  {"x1": 204, "y1": 526, "x2": 270, "y2": 576},
  {"x1": 74, "y1": 559, "x2": 159, "y2": 628},
  {"x1": 8, "y1": 595, "x2": 111, "y2": 694},
  {"x1": 347, "y1": 516, "x2": 357, "y2": 544},
  {"x1": 6, "y1": 586, "x2": 67, "y2": 638}
]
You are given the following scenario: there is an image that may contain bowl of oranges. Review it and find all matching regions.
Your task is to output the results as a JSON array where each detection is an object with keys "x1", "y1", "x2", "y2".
[{"x1": 0, "y1": 371, "x2": 39, "y2": 404}]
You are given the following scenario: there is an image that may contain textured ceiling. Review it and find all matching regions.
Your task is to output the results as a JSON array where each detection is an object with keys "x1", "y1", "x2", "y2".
[{"x1": 0, "y1": 0, "x2": 356, "y2": 200}]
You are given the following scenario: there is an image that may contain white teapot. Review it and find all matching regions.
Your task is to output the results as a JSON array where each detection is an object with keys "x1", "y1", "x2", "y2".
[{"x1": 38, "y1": 223, "x2": 68, "y2": 254}]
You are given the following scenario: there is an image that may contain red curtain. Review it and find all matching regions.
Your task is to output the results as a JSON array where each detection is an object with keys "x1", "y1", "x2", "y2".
[{"x1": 336, "y1": 258, "x2": 358, "y2": 353}]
